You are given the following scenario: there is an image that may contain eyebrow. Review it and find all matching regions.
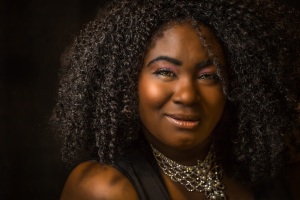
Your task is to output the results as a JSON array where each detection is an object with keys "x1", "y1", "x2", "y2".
[
  {"x1": 147, "y1": 56, "x2": 182, "y2": 67},
  {"x1": 147, "y1": 55, "x2": 213, "y2": 69}
]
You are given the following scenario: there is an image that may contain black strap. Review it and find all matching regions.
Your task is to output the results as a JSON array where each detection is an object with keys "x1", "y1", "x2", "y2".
[
  {"x1": 114, "y1": 150, "x2": 170, "y2": 200},
  {"x1": 116, "y1": 158, "x2": 148, "y2": 200}
]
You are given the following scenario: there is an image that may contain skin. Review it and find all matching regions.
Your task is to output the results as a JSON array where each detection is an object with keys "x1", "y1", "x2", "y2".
[
  {"x1": 60, "y1": 23, "x2": 254, "y2": 200},
  {"x1": 139, "y1": 23, "x2": 226, "y2": 165},
  {"x1": 60, "y1": 161, "x2": 139, "y2": 200}
]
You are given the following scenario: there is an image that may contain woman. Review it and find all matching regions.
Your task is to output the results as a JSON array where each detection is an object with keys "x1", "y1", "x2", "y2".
[{"x1": 52, "y1": 0, "x2": 300, "y2": 199}]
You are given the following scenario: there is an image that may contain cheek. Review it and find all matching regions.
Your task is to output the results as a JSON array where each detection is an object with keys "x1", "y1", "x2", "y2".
[
  {"x1": 200, "y1": 86, "x2": 226, "y2": 114},
  {"x1": 138, "y1": 75, "x2": 170, "y2": 110}
]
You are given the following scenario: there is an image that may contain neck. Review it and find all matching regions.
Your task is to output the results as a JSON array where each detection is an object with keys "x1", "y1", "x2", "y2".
[
  {"x1": 143, "y1": 128, "x2": 213, "y2": 166},
  {"x1": 151, "y1": 138, "x2": 226, "y2": 199}
]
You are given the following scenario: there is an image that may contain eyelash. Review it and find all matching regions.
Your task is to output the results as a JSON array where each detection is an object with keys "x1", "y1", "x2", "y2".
[
  {"x1": 153, "y1": 68, "x2": 219, "y2": 81},
  {"x1": 198, "y1": 73, "x2": 219, "y2": 80},
  {"x1": 153, "y1": 68, "x2": 176, "y2": 78}
]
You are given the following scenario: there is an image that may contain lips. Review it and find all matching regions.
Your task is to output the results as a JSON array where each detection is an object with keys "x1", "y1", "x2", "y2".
[{"x1": 165, "y1": 114, "x2": 200, "y2": 129}]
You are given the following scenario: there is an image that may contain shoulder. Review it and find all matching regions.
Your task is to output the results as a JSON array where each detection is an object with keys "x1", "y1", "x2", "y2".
[{"x1": 60, "y1": 161, "x2": 139, "y2": 200}]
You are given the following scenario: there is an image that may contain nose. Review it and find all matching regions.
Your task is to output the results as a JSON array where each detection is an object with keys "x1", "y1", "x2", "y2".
[{"x1": 172, "y1": 78, "x2": 200, "y2": 106}]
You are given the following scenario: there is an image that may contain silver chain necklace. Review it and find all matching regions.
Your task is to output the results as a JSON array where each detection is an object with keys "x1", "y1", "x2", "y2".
[{"x1": 151, "y1": 144, "x2": 226, "y2": 200}]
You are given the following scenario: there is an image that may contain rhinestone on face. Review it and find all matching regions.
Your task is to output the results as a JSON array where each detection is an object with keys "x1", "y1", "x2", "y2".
[{"x1": 151, "y1": 144, "x2": 227, "y2": 200}]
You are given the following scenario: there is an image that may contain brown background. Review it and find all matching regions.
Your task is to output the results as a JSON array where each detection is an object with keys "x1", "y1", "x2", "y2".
[{"x1": 0, "y1": 0, "x2": 299, "y2": 199}]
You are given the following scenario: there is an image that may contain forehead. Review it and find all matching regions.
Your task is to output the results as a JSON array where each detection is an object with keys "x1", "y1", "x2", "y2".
[{"x1": 146, "y1": 22, "x2": 226, "y2": 65}]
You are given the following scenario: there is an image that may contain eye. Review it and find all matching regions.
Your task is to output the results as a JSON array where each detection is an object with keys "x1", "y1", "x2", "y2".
[
  {"x1": 198, "y1": 73, "x2": 219, "y2": 80},
  {"x1": 198, "y1": 73, "x2": 220, "y2": 84},
  {"x1": 153, "y1": 68, "x2": 177, "y2": 79}
]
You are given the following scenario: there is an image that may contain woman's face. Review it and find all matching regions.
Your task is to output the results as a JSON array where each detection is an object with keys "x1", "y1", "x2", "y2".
[{"x1": 138, "y1": 23, "x2": 226, "y2": 153}]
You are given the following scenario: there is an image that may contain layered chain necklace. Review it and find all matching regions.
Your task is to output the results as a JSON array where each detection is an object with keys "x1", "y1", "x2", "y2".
[{"x1": 151, "y1": 144, "x2": 226, "y2": 200}]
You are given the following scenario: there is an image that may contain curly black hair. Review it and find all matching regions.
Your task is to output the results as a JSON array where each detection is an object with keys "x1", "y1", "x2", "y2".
[{"x1": 52, "y1": 0, "x2": 300, "y2": 187}]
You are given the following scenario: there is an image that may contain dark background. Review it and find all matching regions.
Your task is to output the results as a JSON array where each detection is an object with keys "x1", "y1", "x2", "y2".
[
  {"x1": 1, "y1": 0, "x2": 110, "y2": 199},
  {"x1": 0, "y1": 0, "x2": 299, "y2": 199}
]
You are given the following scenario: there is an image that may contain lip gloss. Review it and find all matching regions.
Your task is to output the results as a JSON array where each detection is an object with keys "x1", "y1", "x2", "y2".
[{"x1": 166, "y1": 116, "x2": 199, "y2": 129}]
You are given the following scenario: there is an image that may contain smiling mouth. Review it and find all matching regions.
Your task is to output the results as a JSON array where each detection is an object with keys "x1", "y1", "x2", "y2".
[{"x1": 165, "y1": 115, "x2": 200, "y2": 129}]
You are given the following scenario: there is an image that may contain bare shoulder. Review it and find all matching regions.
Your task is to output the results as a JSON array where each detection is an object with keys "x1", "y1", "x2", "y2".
[{"x1": 60, "y1": 161, "x2": 139, "y2": 200}]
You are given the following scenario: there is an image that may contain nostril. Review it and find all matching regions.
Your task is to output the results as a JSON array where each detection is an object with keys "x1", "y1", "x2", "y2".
[{"x1": 172, "y1": 83, "x2": 200, "y2": 105}]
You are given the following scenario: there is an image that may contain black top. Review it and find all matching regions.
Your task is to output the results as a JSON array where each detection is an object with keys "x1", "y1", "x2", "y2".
[
  {"x1": 114, "y1": 149, "x2": 170, "y2": 200},
  {"x1": 113, "y1": 146, "x2": 293, "y2": 200}
]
